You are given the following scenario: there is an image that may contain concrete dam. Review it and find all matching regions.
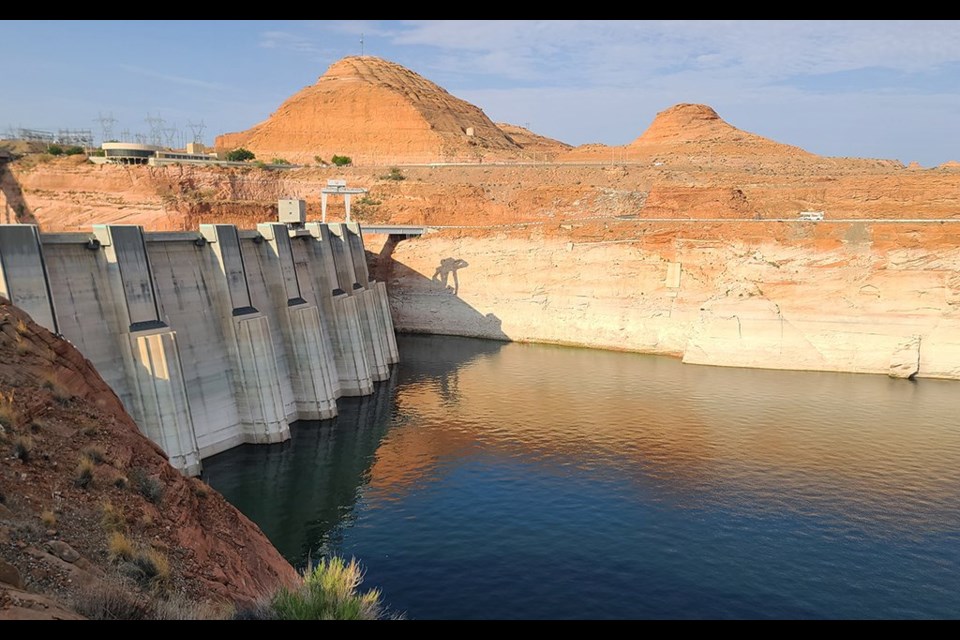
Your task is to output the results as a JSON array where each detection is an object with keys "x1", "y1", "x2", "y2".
[{"x1": 0, "y1": 219, "x2": 398, "y2": 476}]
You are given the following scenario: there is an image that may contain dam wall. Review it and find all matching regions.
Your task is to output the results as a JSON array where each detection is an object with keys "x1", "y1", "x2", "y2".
[{"x1": 0, "y1": 221, "x2": 397, "y2": 476}]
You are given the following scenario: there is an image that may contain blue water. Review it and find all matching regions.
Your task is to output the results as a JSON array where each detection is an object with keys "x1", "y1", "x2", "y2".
[{"x1": 204, "y1": 335, "x2": 960, "y2": 619}]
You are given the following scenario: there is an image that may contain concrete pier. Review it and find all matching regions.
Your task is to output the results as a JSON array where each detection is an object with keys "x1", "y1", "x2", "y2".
[
  {"x1": 0, "y1": 221, "x2": 398, "y2": 476},
  {"x1": 328, "y1": 223, "x2": 391, "y2": 381}
]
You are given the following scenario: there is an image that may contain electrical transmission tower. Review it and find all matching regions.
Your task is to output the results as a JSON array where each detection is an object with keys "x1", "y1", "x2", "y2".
[
  {"x1": 96, "y1": 112, "x2": 118, "y2": 143},
  {"x1": 144, "y1": 113, "x2": 165, "y2": 146},
  {"x1": 163, "y1": 126, "x2": 179, "y2": 148},
  {"x1": 187, "y1": 120, "x2": 206, "y2": 145}
]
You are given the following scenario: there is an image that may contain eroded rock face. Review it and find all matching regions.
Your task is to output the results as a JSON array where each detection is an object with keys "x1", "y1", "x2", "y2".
[
  {"x1": 375, "y1": 223, "x2": 960, "y2": 381},
  {"x1": 889, "y1": 336, "x2": 922, "y2": 380},
  {"x1": 216, "y1": 56, "x2": 522, "y2": 164}
]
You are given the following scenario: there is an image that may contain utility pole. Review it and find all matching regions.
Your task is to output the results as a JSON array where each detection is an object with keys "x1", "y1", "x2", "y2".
[{"x1": 360, "y1": 33, "x2": 364, "y2": 56}]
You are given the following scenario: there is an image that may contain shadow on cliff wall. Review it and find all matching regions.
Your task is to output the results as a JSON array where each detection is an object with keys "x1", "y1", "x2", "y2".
[
  {"x1": 368, "y1": 235, "x2": 509, "y2": 344},
  {"x1": 0, "y1": 160, "x2": 38, "y2": 225}
]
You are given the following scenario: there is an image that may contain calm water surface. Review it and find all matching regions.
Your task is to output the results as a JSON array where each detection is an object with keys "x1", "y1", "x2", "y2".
[{"x1": 205, "y1": 335, "x2": 960, "y2": 619}]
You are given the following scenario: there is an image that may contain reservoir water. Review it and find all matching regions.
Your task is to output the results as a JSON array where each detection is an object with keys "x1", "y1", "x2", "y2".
[{"x1": 204, "y1": 335, "x2": 960, "y2": 619}]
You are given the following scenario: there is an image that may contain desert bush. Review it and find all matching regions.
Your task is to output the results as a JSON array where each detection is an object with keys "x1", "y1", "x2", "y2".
[
  {"x1": 267, "y1": 557, "x2": 388, "y2": 620},
  {"x1": 270, "y1": 158, "x2": 290, "y2": 165},
  {"x1": 101, "y1": 501, "x2": 127, "y2": 533},
  {"x1": 75, "y1": 456, "x2": 95, "y2": 489},
  {"x1": 64, "y1": 146, "x2": 85, "y2": 156},
  {"x1": 382, "y1": 167, "x2": 405, "y2": 181},
  {"x1": 47, "y1": 144, "x2": 64, "y2": 156},
  {"x1": 12, "y1": 435, "x2": 33, "y2": 462},
  {"x1": 41, "y1": 372, "x2": 73, "y2": 404},
  {"x1": 331, "y1": 155, "x2": 352, "y2": 167},
  {"x1": 130, "y1": 468, "x2": 164, "y2": 504},
  {"x1": 108, "y1": 531, "x2": 135, "y2": 562},
  {"x1": 41, "y1": 510, "x2": 57, "y2": 527},
  {"x1": 153, "y1": 594, "x2": 231, "y2": 620},
  {"x1": 226, "y1": 148, "x2": 255, "y2": 162},
  {"x1": 130, "y1": 548, "x2": 171, "y2": 590},
  {"x1": 0, "y1": 391, "x2": 17, "y2": 429},
  {"x1": 71, "y1": 578, "x2": 153, "y2": 620},
  {"x1": 82, "y1": 445, "x2": 106, "y2": 465}
]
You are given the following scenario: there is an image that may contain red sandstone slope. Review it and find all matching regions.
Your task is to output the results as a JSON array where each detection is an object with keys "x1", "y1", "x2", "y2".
[
  {"x1": 0, "y1": 298, "x2": 298, "y2": 619},
  {"x1": 216, "y1": 56, "x2": 523, "y2": 165},
  {"x1": 561, "y1": 103, "x2": 813, "y2": 162},
  {"x1": 495, "y1": 122, "x2": 573, "y2": 160}
]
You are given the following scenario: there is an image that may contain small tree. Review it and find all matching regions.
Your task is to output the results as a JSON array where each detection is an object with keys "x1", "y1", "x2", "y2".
[
  {"x1": 331, "y1": 155, "x2": 352, "y2": 167},
  {"x1": 226, "y1": 148, "x2": 256, "y2": 162},
  {"x1": 47, "y1": 144, "x2": 64, "y2": 156}
]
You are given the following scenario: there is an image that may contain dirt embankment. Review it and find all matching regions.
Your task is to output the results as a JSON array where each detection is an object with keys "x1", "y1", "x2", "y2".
[
  {"x1": 0, "y1": 299, "x2": 298, "y2": 620},
  {"x1": 7, "y1": 156, "x2": 960, "y2": 235}
]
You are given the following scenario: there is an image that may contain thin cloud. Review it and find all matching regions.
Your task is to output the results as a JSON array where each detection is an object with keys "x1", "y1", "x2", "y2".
[{"x1": 117, "y1": 64, "x2": 227, "y2": 92}]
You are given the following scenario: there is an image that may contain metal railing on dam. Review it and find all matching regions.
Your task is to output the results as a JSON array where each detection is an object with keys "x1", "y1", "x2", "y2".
[{"x1": 0, "y1": 222, "x2": 398, "y2": 476}]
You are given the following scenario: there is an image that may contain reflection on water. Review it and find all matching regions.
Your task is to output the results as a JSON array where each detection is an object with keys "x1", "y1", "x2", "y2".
[{"x1": 205, "y1": 335, "x2": 960, "y2": 619}]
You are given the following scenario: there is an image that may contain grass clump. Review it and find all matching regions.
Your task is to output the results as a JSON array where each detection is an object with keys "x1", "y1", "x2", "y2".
[
  {"x1": 0, "y1": 391, "x2": 19, "y2": 429},
  {"x1": 108, "y1": 531, "x2": 135, "y2": 562},
  {"x1": 266, "y1": 557, "x2": 388, "y2": 620},
  {"x1": 41, "y1": 372, "x2": 74, "y2": 405},
  {"x1": 75, "y1": 455, "x2": 95, "y2": 489},
  {"x1": 71, "y1": 578, "x2": 153, "y2": 620},
  {"x1": 12, "y1": 435, "x2": 33, "y2": 462},
  {"x1": 101, "y1": 501, "x2": 127, "y2": 533},
  {"x1": 381, "y1": 167, "x2": 406, "y2": 181},
  {"x1": 82, "y1": 445, "x2": 106, "y2": 465},
  {"x1": 131, "y1": 548, "x2": 171, "y2": 588},
  {"x1": 41, "y1": 510, "x2": 57, "y2": 527},
  {"x1": 130, "y1": 467, "x2": 164, "y2": 505}
]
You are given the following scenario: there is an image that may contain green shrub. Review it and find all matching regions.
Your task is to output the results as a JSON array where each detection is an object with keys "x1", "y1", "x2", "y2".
[
  {"x1": 331, "y1": 155, "x2": 352, "y2": 167},
  {"x1": 64, "y1": 146, "x2": 85, "y2": 156},
  {"x1": 90, "y1": 149, "x2": 106, "y2": 157},
  {"x1": 382, "y1": 167, "x2": 405, "y2": 181},
  {"x1": 268, "y1": 557, "x2": 388, "y2": 620},
  {"x1": 226, "y1": 148, "x2": 255, "y2": 162},
  {"x1": 47, "y1": 144, "x2": 64, "y2": 156},
  {"x1": 270, "y1": 158, "x2": 290, "y2": 165}
]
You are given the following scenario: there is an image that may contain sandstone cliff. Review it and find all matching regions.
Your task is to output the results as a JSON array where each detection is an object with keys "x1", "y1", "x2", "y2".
[
  {"x1": 0, "y1": 299, "x2": 298, "y2": 619},
  {"x1": 217, "y1": 56, "x2": 523, "y2": 165},
  {"x1": 370, "y1": 220, "x2": 960, "y2": 381}
]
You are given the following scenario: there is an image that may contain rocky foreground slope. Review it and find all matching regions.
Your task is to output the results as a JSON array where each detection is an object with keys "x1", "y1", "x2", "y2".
[{"x1": 0, "y1": 299, "x2": 297, "y2": 619}]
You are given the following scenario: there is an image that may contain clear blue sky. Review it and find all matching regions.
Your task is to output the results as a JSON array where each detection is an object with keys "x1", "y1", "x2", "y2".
[{"x1": 1, "y1": 20, "x2": 958, "y2": 166}]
